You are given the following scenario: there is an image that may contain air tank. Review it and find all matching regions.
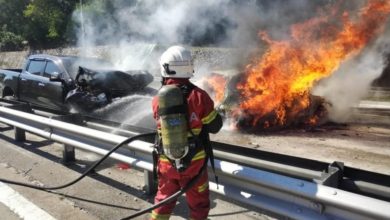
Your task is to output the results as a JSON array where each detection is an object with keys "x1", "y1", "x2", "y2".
[{"x1": 158, "y1": 85, "x2": 189, "y2": 160}]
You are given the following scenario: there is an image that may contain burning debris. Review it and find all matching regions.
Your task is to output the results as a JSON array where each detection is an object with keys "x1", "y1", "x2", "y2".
[
  {"x1": 203, "y1": 73, "x2": 228, "y2": 106},
  {"x1": 203, "y1": 72, "x2": 329, "y2": 131},
  {"x1": 204, "y1": 0, "x2": 390, "y2": 131}
]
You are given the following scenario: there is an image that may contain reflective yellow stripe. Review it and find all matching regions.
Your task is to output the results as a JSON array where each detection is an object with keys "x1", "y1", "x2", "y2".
[
  {"x1": 159, "y1": 155, "x2": 170, "y2": 162},
  {"x1": 198, "y1": 181, "x2": 209, "y2": 193},
  {"x1": 151, "y1": 211, "x2": 170, "y2": 220},
  {"x1": 192, "y1": 150, "x2": 206, "y2": 161},
  {"x1": 202, "y1": 110, "x2": 217, "y2": 124},
  {"x1": 189, "y1": 128, "x2": 201, "y2": 136}
]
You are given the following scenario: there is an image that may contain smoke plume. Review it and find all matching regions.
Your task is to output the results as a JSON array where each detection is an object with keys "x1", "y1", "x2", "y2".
[
  {"x1": 72, "y1": 0, "x2": 390, "y2": 126},
  {"x1": 313, "y1": 27, "x2": 390, "y2": 122},
  {"x1": 72, "y1": 0, "x2": 340, "y2": 70}
]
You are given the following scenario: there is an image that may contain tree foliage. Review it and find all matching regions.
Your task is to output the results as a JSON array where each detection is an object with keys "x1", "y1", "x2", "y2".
[
  {"x1": 0, "y1": 0, "x2": 79, "y2": 51},
  {"x1": 23, "y1": 0, "x2": 78, "y2": 48},
  {"x1": 0, "y1": 26, "x2": 25, "y2": 51},
  {"x1": 0, "y1": 0, "x2": 269, "y2": 50},
  {"x1": 0, "y1": 0, "x2": 28, "y2": 51}
]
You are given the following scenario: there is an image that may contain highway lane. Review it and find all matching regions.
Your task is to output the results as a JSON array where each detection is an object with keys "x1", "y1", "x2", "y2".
[
  {"x1": 0, "y1": 123, "x2": 277, "y2": 220},
  {"x1": 2, "y1": 99, "x2": 389, "y2": 219},
  {"x1": 0, "y1": 202, "x2": 21, "y2": 220}
]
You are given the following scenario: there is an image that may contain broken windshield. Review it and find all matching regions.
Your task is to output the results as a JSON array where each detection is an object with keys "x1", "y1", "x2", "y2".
[{"x1": 61, "y1": 56, "x2": 114, "y2": 79}]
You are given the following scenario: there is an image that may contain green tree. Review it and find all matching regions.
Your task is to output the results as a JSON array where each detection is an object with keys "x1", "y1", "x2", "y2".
[
  {"x1": 0, "y1": 26, "x2": 25, "y2": 51},
  {"x1": 0, "y1": 0, "x2": 29, "y2": 34},
  {"x1": 23, "y1": 0, "x2": 78, "y2": 48},
  {"x1": 0, "y1": 0, "x2": 28, "y2": 51}
]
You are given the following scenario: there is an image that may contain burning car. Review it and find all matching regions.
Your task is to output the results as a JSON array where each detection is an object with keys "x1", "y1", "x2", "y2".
[
  {"x1": 203, "y1": 72, "x2": 329, "y2": 131},
  {"x1": 201, "y1": 1, "x2": 390, "y2": 132}
]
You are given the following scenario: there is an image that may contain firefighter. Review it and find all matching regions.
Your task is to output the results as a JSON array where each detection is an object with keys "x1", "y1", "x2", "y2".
[{"x1": 151, "y1": 45, "x2": 223, "y2": 220}]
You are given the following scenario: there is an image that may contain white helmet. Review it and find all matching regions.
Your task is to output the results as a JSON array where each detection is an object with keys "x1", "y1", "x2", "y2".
[{"x1": 160, "y1": 46, "x2": 194, "y2": 78}]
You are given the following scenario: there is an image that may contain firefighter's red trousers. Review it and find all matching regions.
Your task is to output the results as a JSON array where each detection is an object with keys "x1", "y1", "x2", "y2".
[{"x1": 151, "y1": 151, "x2": 209, "y2": 220}]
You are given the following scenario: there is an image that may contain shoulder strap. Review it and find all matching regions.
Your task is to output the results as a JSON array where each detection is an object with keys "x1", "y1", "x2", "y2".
[
  {"x1": 200, "y1": 127, "x2": 219, "y2": 188},
  {"x1": 182, "y1": 84, "x2": 219, "y2": 188},
  {"x1": 158, "y1": 105, "x2": 186, "y2": 116},
  {"x1": 179, "y1": 83, "x2": 195, "y2": 99},
  {"x1": 177, "y1": 83, "x2": 219, "y2": 187},
  {"x1": 178, "y1": 83, "x2": 195, "y2": 136}
]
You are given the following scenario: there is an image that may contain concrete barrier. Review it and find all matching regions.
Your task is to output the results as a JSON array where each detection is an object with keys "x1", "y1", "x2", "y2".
[{"x1": 0, "y1": 45, "x2": 240, "y2": 70}]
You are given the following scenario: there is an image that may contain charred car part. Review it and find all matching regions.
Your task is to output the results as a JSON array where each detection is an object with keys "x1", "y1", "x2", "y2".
[{"x1": 65, "y1": 66, "x2": 153, "y2": 113}]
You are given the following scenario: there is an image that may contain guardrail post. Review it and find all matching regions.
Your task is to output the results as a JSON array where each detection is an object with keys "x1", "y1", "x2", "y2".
[
  {"x1": 53, "y1": 114, "x2": 82, "y2": 165},
  {"x1": 7, "y1": 103, "x2": 31, "y2": 142},
  {"x1": 144, "y1": 170, "x2": 157, "y2": 195},
  {"x1": 14, "y1": 127, "x2": 26, "y2": 142},
  {"x1": 62, "y1": 144, "x2": 76, "y2": 165},
  {"x1": 320, "y1": 161, "x2": 344, "y2": 187}
]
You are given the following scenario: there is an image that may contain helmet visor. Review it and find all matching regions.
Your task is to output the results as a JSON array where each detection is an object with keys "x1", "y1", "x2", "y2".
[{"x1": 166, "y1": 60, "x2": 193, "y2": 76}]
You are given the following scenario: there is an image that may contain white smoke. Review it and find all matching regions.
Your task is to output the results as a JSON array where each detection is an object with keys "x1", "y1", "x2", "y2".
[
  {"x1": 72, "y1": 0, "x2": 390, "y2": 125},
  {"x1": 313, "y1": 29, "x2": 390, "y2": 122},
  {"x1": 72, "y1": 0, "x2": 335, "y2": 70},
  {"x1": 109, "y1": 42, "x2": 157, "y2": 72}
]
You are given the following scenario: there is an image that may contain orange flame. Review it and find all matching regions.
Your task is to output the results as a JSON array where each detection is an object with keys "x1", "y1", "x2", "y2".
[
  {"x1": 235, "y1": 0, "x2": 390, "y2": 128},
  {"x1": 204, "y1": 73, "x2": 227, "y2": 105}
]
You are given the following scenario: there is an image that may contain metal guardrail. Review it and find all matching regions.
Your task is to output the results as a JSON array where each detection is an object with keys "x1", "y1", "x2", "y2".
[{"x1": 0, "y1": 103, "x2": 390, "y2": 219}]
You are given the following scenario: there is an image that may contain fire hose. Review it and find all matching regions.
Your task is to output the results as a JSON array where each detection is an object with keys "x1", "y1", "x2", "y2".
[
  {"x1": 0, "y1": 131, "x2": 209, "y2": 219},
  {"x1": 0, "y1": 132, "x2": 156, "y2": 190}
]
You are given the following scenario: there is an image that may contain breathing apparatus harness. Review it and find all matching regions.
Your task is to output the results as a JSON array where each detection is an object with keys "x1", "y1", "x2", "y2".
[
  {"x1": 122, "y1": 83, "x2": 216, "y2": 219},
  {"x1": 155, "y1": 83, "x2": 194, "y2": 170},
  {"x1": 154, "y1": 81, "x2": 218, "y2": 183}
]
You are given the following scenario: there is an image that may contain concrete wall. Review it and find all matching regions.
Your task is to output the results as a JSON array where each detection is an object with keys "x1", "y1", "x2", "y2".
[
  {"x1": 0, "y1": 51, "x2": 30, "y2": 69},
  {"x1": 0, "y1": 46, "x2": 240, "y2": 70},
  {"x1": 0, "y1": 46, "x2": 111, "y2": 69}
]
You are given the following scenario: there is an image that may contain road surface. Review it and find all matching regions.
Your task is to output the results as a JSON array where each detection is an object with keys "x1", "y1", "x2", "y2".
[{"x1": 0, "y1": 123, "x2": 278, "y2": 220}]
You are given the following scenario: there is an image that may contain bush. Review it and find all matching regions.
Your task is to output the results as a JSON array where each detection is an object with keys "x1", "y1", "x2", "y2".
[{"x1": 0, "y1": 27, "x2": 25, "y2": 51}]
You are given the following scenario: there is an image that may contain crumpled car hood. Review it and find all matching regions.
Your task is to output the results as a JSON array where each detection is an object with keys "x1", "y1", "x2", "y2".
[{"x1": 77, "y1": 66, "x2": 153, "y2": 97}]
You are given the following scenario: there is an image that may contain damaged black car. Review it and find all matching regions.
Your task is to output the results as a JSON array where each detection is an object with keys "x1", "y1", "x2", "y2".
[
  {"x1": 65, "y1": 65, "x2": 154, "y2": 112},
  {"x1": 61, "y1": 56, "x2": 154, "y2": 112},
  {"x1": 0, "y1": 54, "x2": 154, "y2": 113}
]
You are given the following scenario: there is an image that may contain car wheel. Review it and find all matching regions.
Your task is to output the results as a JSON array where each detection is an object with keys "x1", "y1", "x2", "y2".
[{"x1": 3, "y1": 93, "x2": 18, "y2": 101}]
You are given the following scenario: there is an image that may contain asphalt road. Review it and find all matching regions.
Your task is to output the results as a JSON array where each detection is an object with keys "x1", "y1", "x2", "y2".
[
  {"x1": 0, "y1": 202, "x2": 21, "y2": 220},
  {"x1": 1, "y1": 99, "x2": 388, "y2": 220},
  {"x1": 0, "y1": 123, "x2": 278, "y2": 220}
]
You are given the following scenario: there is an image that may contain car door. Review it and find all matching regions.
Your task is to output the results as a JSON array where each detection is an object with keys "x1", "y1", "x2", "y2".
[
  {"x1": 39, "y1": 60, "x2": 67, "y2": 110},
  {"x1": 19, "y1": 59, "x2": 46, "y2": 104}
]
